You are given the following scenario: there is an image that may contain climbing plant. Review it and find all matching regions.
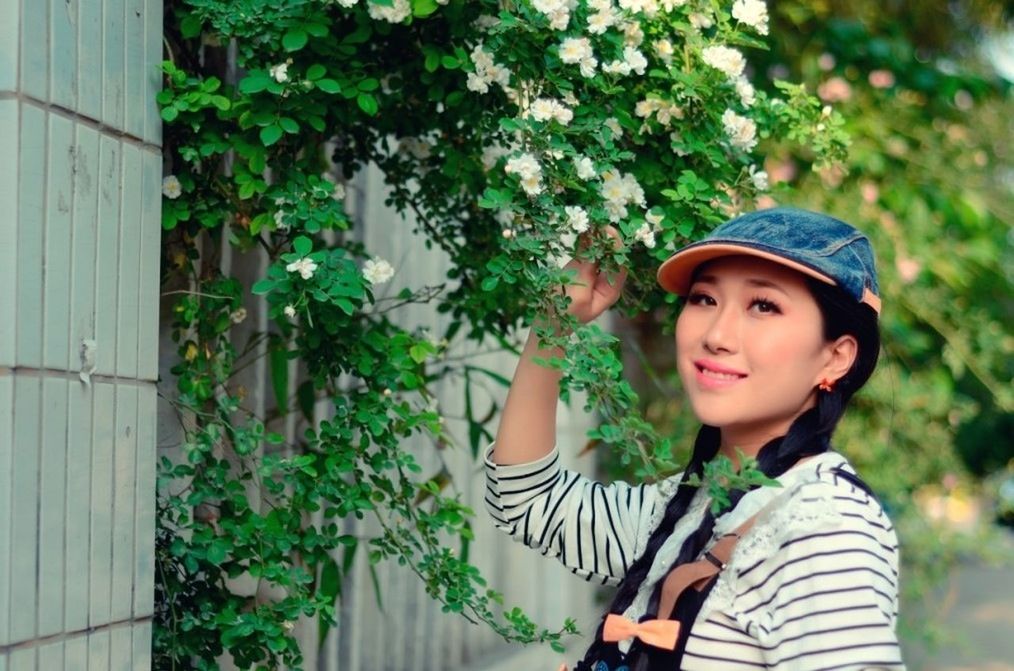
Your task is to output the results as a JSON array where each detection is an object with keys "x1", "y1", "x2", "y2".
[{"x1": 154, "y1": 0, "x2": 845, "y2": 667}]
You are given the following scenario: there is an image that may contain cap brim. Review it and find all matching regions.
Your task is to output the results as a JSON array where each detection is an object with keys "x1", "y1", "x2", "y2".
[{"x1": 656, "y1": 243, "x2": 838, "y2": 295}]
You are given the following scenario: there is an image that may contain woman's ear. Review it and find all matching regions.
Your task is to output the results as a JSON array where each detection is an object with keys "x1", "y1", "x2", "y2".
[{"x1": 819, "y1": 334, "x2": 858, "y2": 385}]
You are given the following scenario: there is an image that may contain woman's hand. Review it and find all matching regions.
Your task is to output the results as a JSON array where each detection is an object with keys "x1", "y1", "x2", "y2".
[{"x1": 562, "y1": 225, "x2": 627, "y2": 324}]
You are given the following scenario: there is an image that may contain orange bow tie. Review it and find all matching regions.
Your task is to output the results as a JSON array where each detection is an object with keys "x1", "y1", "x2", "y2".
[{"x1": 601, "y1": 613, "x2": 681, "y2": 650}]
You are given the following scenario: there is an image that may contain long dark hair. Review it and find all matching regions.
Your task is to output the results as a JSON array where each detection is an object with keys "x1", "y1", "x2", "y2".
[{"x1": 577, "y1": 276, "x2": 881, "y2": 670}]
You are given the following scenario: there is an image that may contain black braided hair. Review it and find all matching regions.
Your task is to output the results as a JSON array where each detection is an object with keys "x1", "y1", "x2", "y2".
[{"x1": 576, "y1": 277, "x2": 881, "y2": 670}]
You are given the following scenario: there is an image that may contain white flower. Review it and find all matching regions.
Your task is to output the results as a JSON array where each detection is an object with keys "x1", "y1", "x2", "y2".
[
  {"x1": 565, "y1": 205, "x2": 590, "y2": 233},
  {"x1": 362, "y1": 257, "x2": 395, "y2": 285},
  {"x1": 688, "y1": 12, "x2": 713, "y2": 29},
  {"x1": 367, "y1": 0, "x2": 411, "y2": 23},
  {"x1": 473, "y1": 14, "x2": 500, "y2": 30},
  {"x1": 270, "y1": 62, "x2": 290, "y2": 83},
  {"x1": 332, "y1": 182, "x2": 346, "y2": 201},
  {"x1": 533, "y1": 0, "x2": 570, "y2": 30},
  {"x1": 645, "y1": 209, "x2": 664, "y2": 226},
  {"x1": 623, "y1": 21, "x2": 644, "y2": 46},
  {"x1": 286, "y1": 257, "x2": 318, "y2": 280},
  {"x1": 619, "y1": 0, "x2": 659, "y2": 14},
  {"x1": 655, "y1": 103, "x2": 683, "y2": 126},
  {"x1": 334, "y1": 0, "x2": 358, "y2": 6},
  {"x1": 660, "y1": 0, "x2": 687, "y2": 8},
  {"x1": 600, "y1": 170, "x2": 645, "y2": 222},
  {"x1": 623, "y1": 46, "x2": 648, "y2": 75},
  {"x1": 162, "y1": 175, "x2": 182, "y2": 199},
  {"x1": 603, "y1": 60, "x2": 632, "y2": 75},
  {"x1": 467, "y1": 44, "x2": 511, "y2": 93},
  {"x1": 574, "y1": 156, "x2": 597, "y2": 180},
  {"x1": 749, "y1": 165, "x2": 769, "y2": 190},
  {"x1": 634, "y1": 223, "x2": 656, "y2": 248},
  {"x1": 604, "y1": 117, "x2": 623, "y2": 138},
  {"x1": 579, "y1": 56, "x2": 599, "y2": 78},
  {"x1": 721, "y1": 109, "x2": 758, "y2": 151},
  {"x1": 587, "y1": 9, "x2": 618, "y2": 34},
  {"x1": 505, "y1": 153, "x2": 543, "y2": 196},
  {"x1": 654, "y1": 39, "x2": 674, "y2": 63},
  {"x1": 399, "y1": 137, "x2": 433, "y2": 160},
  {"x1": 589, "y1": 0, "x2": 613, "y2": 10},
  {"x1": 229, "y1": 308, "x2": 247, "y2": 324},
  {"x1": 732, "y1": 0, "x2": 769, "y2": 35},
  {"x1": 735, "y1": 76, "x2": 756, "y2": 106},
  {"x1": 501, "y1": 227, "x2": 514, "y2": 239},
  {"x1": 283, "y1": 304, "x2": 297, "y2": 318},
  {"x1": 635, "y1": 98, "x2": 660, "y2": 118},
  {"x1": 528, "y1": 98, "x2": 572, "y2": 125},
  {"x1": 702, "y1": 45, "x2": 746, "y2": 79},
  {"x1": 560, "y1": 36, "x2": 593, "y2": 63},
  {"x1": 274, "y1": 209, "x2": 289, "y2": 231}
]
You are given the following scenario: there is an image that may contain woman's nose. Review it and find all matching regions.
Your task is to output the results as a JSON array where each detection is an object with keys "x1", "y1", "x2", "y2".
[{"x1": 702, "y1": 306, "x2": 738, "y2": 354}]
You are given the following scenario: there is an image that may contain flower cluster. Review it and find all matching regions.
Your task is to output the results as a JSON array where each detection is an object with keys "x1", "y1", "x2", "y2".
[
  {"x1": 559, "y1": 36, "x2": 598, "y2": 78},
  {"x1": 722, "y1": 109, "x2": 758, "y2": 151},
  {"x1": 467, "y1": 44, "x2": 510, "y2": 94},
  {"x1": 731, "y1": 0, "x2": 769, "y2": 35},
  {"x1": 527, "y1": 98, "x2": 574, "y2": 125},
  {"x1": 532, "y1": 0, "x2": 571, "y2": 30},
  {"x1": 505, "y1": 153, "x2": 545, "y2": 196},
  {"x1": 600, "y1": 169, "x2": 646, "y2": 222}
]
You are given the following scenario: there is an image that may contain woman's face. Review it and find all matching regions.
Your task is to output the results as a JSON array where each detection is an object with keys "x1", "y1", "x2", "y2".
[{"x1": 675, "y1": 255, "x2": 846, "y2": 450}]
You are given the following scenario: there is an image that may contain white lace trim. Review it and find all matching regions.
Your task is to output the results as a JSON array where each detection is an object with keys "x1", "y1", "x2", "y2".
[{"x1": 698, "y1": 474, "x2": 843, "y2": 619}]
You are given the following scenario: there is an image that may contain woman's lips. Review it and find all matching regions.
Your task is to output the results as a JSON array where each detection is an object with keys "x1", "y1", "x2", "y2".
[{"x1": 693, "y1": 359, "x2": 747, "y2": 389}]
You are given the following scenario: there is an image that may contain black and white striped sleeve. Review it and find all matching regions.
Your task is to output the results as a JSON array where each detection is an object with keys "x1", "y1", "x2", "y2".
[
  {"x1": 483, "y1": 444, "x2": 661, "y2": 586},
  {"x1": 738, "y1": 482, "x2": 904, "y2": 670}
]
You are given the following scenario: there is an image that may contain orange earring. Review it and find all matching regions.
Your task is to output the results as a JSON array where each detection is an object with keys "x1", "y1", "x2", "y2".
[{"x1": 818, "y1": 378, "x2": 836, "y2": 392}]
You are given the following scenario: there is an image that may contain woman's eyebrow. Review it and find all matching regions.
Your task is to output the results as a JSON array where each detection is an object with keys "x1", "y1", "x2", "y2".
[{"x1": 745, "y1": 278, "x2": 789, "y2": 293}]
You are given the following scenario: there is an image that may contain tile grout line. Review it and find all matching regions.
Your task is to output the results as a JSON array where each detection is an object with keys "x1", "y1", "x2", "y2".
[{"x1": 0, "y1": 91, "x2": 161, "y2": 153}]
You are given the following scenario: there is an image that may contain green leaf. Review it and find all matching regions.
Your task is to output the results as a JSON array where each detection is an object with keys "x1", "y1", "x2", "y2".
[
  {"x1": 179, "y1": 14, "x2": 203, "y2": 39},
  {"x1": 306, "y1": 64, "x2": 326, "y2": 81},
  {"x1": 356, "y1": 93, "x2": 379, "y2": 116},
  {"x1": 412, "y1": 0, "x2": 440, "y2": 17},
  {"x1": 239, "y1": 73, "x2": 271, "y2": 94},
  {"x1": 278, "y1": 117, "x2": 299, "y2": 133},
  {"x1": 296, "y1": 380, "x2": 316, "y2": 423},
  {"x1": 293, "y1": 236, "x2": 313, "y2": 256},
  {"x1": 440, "y1": 54, "x2": 459, "y2": 70},
  {"x1": 269, "y1": 346, "x2": 289, "y2": 415},
  {"x1": 260, "y1": 123, "x2": 283, "y2": 146},
  {"x1": 424, "y1": 50, "x2": 440, "y2": 73},
  {"x1": 315, "y1": 78, "x2": 341, "y2": 94},
  {"x1": 160, "y1": 106, "x2": 179, "y2": 122},
  {"x1": 357, "y1": 78, "x2": 380, "y2": 92},
  {"x1": 282, "y1": 28, "x2": 308, "y2": 52}
]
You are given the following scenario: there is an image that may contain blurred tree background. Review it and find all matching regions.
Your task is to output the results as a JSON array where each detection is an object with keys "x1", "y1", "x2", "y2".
[{"x1": 614, "y1": 0, "x2": 1013, "y2": 649}]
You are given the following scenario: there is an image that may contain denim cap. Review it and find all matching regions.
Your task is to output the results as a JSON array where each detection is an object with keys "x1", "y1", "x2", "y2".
[{"x1": 657, "y1": 206, "x2": 882, "y2": 314}]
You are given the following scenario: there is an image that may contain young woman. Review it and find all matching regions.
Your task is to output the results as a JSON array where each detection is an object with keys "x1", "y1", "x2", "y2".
[{"x1": 485, "y1": 207, "x2": 904, "y2": 670}]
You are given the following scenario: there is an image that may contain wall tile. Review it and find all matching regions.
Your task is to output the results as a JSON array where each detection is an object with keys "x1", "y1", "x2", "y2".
[
  {"x1": 132, "y1": 622, "x2": 152, "y2": 671},
  {"x1": 0, "y1": 0, "x2": 18, "y2": 92},
  {"x1": 124, "y1": 0, "x2": 144, "y2": 139},
  {"x1": 137, "y1": 150, "x2": 160, "y2": 381},
  {"x1": 9, "y1": 376, "x2": 40, "y2": 645},
  {"x1": 0, "y1": 376, "x2": 11, "y2": 646},
  {"x1": 0, "y1": 100, "x2": 17, "y2": 366},
  {"x1": 20, "y1": 0, "x2": 48, "y2": 103},
  {"x1": 110, "y1": 625, "x2": 132, "y2": 671},
  {"x1": 17, "y1": 103, "x2": 46, "y2": 369},
  {"x1": 50, "y1": 0, "x2": 78, "y2": 110},
  {"x1": 65, "y1": 381, "x2": 94, "y2": 632},
  {"x1": 89, "y1": 382, "x2": 115, "y2": 627},
  {"x1": 37, "y1": 639, "x2": 65, "y2": 669},
  {"x1": 69, "y1": 124, "x2": 100, "y2": 373},
  {"x1": 77, "y1": 0, "x2": 103, "y2": 122},
  {"x1": 115, "y1": 144, "x2": 141, "y2": 378},
  {"x1": 88, "y1": 629, "x2": 110, "y2": 671},
  {"x1": 133, "y1": 385, "x2": 156, "y2": 618},
  {"x1": 143, "y1": 0, "x2": 162, "y2": 145},
  {"x1": 94, "y1": 136, "x2": 121, "y2": 376},
  {"x1": 6, "y1": 648, "x2": 34, "y2": 671},
  {"x1": 110, "y1": 386, "x2": 137, "y2": 622},
  {"x1": 102, "y1": 0, "x2": 125, "y2": 130},
  {"x1": 64, "y1": 634, "x2": 88, "y2": 671},
  {"x1": 39, "y1": 377, "x2": 69, "y2": 637},
  {"x1": 43, "y1": 113, "x2": 75, "y2": 371}
]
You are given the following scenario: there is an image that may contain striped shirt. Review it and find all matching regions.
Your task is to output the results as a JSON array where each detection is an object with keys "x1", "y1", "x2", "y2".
[{"x1": 484, "y1": 445, "x2": 905, "y2": 670}]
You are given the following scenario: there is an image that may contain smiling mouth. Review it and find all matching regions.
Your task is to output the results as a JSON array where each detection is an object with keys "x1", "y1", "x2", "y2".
[{"x1": 696, "y1": 366, "x2": 745, "y2": 381}]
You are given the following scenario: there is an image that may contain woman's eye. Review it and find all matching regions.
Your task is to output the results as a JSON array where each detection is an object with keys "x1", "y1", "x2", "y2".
[
  {"x1": 686, "y1": 292, "x2": 715, "y2": 306},
  {"x1": 750, "y1": 298, "x2": 781, "y2": 314}
]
